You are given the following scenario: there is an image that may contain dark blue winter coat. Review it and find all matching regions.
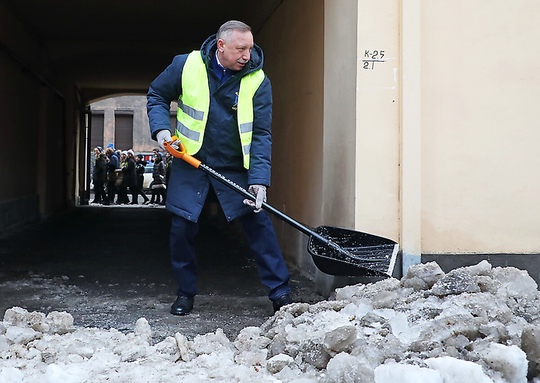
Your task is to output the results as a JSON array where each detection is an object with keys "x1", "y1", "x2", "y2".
[
  {"x1": 107, "y1": 152, "x2": 119, "y2": 178},
  {"x1": 147, "y1": 34, "x2": 273, "y2": 222}
]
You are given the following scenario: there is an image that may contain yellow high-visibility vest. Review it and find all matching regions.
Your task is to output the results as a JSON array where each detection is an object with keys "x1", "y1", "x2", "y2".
[{"x1": 176, "y1": 51, "x2": 265, "y2": 169}]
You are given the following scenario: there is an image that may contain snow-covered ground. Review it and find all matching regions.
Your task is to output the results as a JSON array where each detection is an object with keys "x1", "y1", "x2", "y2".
[{"x1": 2, "y1": 260, "x2": 540, "y2": 382}]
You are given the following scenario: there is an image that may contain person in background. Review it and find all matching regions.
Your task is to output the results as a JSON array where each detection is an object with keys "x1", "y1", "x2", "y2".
[
  {"x1": 146, "y1": 20, "x2": 292, "y2": 316},
  {"x1": 91, "y1": 147, "x2": 107, "y2": 204},
  {"x1": 149, "y1": 152, "x2": 166, "y2": 205},
  {"x1": 104, "y1": 147, "x2": 119, "y2": 205},
  {"x1": 115, "y1": 151, "x2": 129, "y2": 204},
  {"x1": 90, "y1": 146, "x2": 101, "y2": 189},
  {"x1": 124, "y1": 150, "x2": 138, "y2": 204},
  {"x1": 135, "y1": 154, "x2": 150, "y2": 204},
  {"x1": 116, "y1": 150, "x2": 137, "y2": 204}
]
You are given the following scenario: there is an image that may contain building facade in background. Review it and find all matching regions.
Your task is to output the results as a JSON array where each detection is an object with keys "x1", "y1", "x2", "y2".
[{"x1": 90, "y1": 95, "x2": 176, "y2": 160}]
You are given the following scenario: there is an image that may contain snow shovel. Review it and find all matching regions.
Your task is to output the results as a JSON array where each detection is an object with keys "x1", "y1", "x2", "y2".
[{"x1": 164, "y1": 138, "x2": 399, "y2": 277}]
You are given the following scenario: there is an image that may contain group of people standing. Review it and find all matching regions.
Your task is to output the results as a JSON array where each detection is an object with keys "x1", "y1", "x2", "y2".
[{"x1": 91, "y1": 144, "x2": 170, "y2": 206}]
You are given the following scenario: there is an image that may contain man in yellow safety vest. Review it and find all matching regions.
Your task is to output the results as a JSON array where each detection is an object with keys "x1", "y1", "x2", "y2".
[{"x1": 147, "y1": 20, "x2": 292, "y2": 316}]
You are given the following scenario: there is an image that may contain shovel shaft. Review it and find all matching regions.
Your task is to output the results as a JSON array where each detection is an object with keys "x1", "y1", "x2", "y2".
[
  {"x1": 198, "y1": 164, "x2": 367, "y2": 260},
  {"x1": 199, "y1": 163, "x2": 315, "y2": 237}
]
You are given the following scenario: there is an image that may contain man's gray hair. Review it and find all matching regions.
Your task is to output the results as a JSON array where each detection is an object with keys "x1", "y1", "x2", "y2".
[{"x1": 217, "y1": 20, "x2": 251, "y2": 42}]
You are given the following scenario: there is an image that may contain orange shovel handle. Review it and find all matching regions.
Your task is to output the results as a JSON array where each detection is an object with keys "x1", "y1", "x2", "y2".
[{"x1": 163, "y1": 136, "x2": 201, "y2": 168}]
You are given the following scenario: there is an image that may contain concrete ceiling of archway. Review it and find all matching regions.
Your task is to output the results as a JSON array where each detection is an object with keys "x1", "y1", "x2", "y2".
[{"x1": 4, "y1": 0, "x2": 282, "y2": 102}]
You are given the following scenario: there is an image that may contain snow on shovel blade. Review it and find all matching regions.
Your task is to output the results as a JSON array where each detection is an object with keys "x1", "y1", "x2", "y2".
[{"x1": 308, "y1": 226, "x2": 399, "y2": 277}]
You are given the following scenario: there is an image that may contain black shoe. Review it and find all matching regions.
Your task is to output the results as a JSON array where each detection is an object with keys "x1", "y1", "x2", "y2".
[
  {"x1": 272, "y1": 294, "x2": 293, "y2": 312},
  {"x1": 171, "y1": 296, "x2": 194, "y2": 316}
]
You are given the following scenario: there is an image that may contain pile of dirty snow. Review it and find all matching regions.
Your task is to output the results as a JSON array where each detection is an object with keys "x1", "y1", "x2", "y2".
[{"x1": 2, "y1": 261, "x2": 540, "y2": 382}]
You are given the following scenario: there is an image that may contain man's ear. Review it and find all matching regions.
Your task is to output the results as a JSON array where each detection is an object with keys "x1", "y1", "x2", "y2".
[{"x1": 217, "y1": 39, "x2": 225, "y2": 53}]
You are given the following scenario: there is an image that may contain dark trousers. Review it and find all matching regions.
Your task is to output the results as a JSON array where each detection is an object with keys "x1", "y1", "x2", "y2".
[
  {"x1": 117, "y1": 184, "x2": 130, "y2": 204},
  {"x1": 106, "y1": 180, "x2": 117, "y2": 204},
  {"x1": 170, "y1": 211, "x2": 290, "y2": 300},
  {"x1": 150, "y1": 185, "x2": 166, "y2": 204},
  {"x1": 93, "y1": 180, "x2": 107, "y2": 202},
  {"x1": 134, "y1": 178, "x2": 149, "y2": 203}
]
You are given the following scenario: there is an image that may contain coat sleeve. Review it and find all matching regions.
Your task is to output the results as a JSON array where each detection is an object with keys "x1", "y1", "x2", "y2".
[
  {"x1": 146, "y1": 54, "x2": 187, "y2": 140},
  {"x1": 247, "y1": 76, "x2": 273, "y2": 187},
  {"x1": 108, "y1": 155, "x2": 119, "y2": 170}
]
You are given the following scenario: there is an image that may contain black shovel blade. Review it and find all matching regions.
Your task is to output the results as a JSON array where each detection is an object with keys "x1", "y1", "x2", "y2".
[{"x1": 308, "y1": 226, "x2": 399, "y2": 277}]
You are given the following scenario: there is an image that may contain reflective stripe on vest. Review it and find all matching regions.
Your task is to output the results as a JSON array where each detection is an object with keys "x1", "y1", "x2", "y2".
[{"x1": 176, "y1": 50, "x2": 265, "y2": 169}]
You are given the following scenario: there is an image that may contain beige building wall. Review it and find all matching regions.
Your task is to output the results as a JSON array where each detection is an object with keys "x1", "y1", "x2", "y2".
[
  {"x1": 260, "y1": 0, "x2": 540, "y2": 290},
  {"x1": 354, "y1": 0, "x2": 401, "y2": 242},
  {"x1": 421, "y1": 0, "x2": 540, "y2": 254},
  {"x1": 258, "y1": 0, "x2": 326, "y2": 276},
  {"x1": 260, "y1": 0, "x2": 402, "y2": 288},
  {"x1": 354, "y1": 0, "x2": 540, "y2": 261}
]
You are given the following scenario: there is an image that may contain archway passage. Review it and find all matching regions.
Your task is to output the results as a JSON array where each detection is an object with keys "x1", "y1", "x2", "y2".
[{"x1": 0, "y1": 0, "x2": 327, "y2": 330}]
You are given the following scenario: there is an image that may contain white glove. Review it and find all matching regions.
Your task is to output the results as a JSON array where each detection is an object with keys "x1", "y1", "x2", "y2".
[
  {"x1": 243, "y1": 185, "x2": 267, "y2": 213},
  {"x1": 156, "y1": 130, "x2": 172, "y2": 150}
]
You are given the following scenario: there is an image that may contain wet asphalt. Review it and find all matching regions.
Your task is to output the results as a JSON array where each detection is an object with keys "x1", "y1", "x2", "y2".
[{"x1": 0, "y1": 203, "x2": 324, "y2": 341}]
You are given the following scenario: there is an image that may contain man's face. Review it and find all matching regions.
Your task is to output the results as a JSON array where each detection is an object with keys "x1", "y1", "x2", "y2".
[{"x1": 217, "y1": 30, "x2": 253, "y2": 71}]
